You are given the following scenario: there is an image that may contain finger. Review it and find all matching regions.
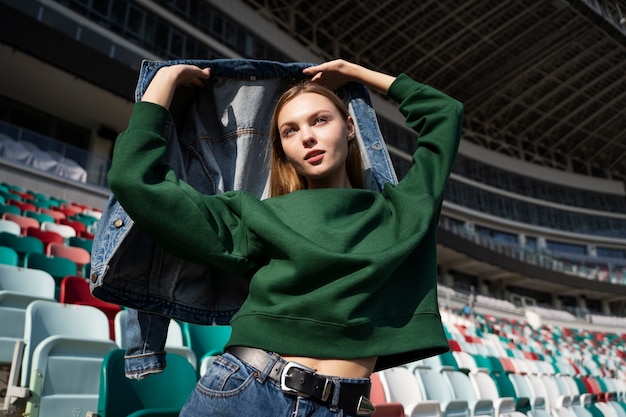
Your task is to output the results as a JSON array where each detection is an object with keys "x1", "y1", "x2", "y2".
[
  {"x1": 303, "y1": 63, "x2": 328, "y2": 75},
  {"x1": 309, "y1": 72, "x2": 324, "y2": 82}
]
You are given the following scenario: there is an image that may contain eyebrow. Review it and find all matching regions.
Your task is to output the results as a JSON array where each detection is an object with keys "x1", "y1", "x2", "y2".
[{"x1": 279, "y1": 108, "x2": 335, "y2": 127}]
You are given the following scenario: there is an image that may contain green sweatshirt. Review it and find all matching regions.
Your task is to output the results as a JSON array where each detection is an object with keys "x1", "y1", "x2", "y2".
[{"x1": 108, "y1": 74, "x2": 463, "y2": 370}]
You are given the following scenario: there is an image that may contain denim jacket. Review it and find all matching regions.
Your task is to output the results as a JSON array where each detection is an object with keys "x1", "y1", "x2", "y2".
[{"x1": 90, "y1": 59, "x2": 398, "y2": 378}]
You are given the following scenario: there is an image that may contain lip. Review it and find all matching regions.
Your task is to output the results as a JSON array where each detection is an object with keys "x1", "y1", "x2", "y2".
[{"x1": 304, "y1": 150, "x2": 325, "y2": 161}]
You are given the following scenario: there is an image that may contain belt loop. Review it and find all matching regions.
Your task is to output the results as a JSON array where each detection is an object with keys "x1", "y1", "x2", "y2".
[
  {"x1": 257, "y1": 352, "x2": 281, "y2": 383},
  {"x1": 329, "y1": 377, "x2": 341, "y2": 412}
]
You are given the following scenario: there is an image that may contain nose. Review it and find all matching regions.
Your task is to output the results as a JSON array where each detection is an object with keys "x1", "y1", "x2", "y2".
[{"x1": 300, "y1": 126, "x2": 316, "y2": 147}]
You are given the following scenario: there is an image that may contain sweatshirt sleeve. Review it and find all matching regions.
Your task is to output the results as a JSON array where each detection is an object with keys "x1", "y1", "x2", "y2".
[
  {"x1": 107, "y1": 101, "x2": 261, "y2": 274},
  {"x1": 386, "y1": 74, "x2": 463, "y2": 202}
]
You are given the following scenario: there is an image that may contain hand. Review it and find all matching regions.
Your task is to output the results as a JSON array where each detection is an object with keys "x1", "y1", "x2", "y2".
[
  {"x1": 142, "y1": 65, "x2": 211, "y2": 109},
  {"x1": 303, "y1": 59, "x2": 360, "y2": 90},
  {"x1": 303, "y1": 59, "x2": 395, "y2": 94}
]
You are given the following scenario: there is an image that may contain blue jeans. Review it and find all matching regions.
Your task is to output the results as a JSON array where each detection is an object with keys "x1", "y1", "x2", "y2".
[{"x1": 181, "y1": 353, "x2": 371, "y2": 417}]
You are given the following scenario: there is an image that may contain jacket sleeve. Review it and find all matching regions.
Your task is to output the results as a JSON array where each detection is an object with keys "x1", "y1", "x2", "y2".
[
  {"x1": 107, "y1": 101, "x2": 262, "y2": 274},
  {"x1": 386, "y1": 74, "x2": 464, "y2": 202}
]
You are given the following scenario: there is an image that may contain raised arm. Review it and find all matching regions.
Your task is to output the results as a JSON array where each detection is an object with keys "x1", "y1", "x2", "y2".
[
  {"x1": 107, "y1": 64, "x2": 259, "y2": 273},
  {"x1": 303, "y1": 59, "x2": 396, "y2": 94},
  {"x1": 141, "y1": 65, "x2": 210, "y2": 109}
]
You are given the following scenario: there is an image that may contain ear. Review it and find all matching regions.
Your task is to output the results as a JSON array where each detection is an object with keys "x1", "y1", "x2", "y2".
[{"x1": 346, "y1": 116, "x2": 356, "y2": 141}]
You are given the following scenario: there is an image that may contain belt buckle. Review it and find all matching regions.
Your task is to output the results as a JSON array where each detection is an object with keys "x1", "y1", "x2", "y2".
[
  {"x1": 356, "y1": 395, "x2": 376, "y2": 416},
  {"x1": 280, "y1": 361, "x2": 316, "y2": 397}
]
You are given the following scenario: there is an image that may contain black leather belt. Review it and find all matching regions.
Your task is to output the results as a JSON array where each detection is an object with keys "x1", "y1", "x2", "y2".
[{"x1": 226, "y1": 346, "x2": 375, "y2": 416}]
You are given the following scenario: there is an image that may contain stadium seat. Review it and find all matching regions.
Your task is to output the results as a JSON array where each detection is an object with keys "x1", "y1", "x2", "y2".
[
  {"x1": 0, "y1": 232, "x2": 44, "y2": 266},
  {"x1": 47, "y1": 242, "x2": 90, "y2": 277},
  {"x1": 40, "y1": 221, "x2": 76, "y2": 240},
  {"x1": 59, "y1": 218, "x2": 87, "y2": 235},
  {"x1": 181, "y1": 322, "x2": 231, "y2": 376},
  {"x1": 498, "y1": 357, "x2": 517, "y2": 374},
  {"x1": 454, "y1": 351, "x2": 480, "y2": 373},
  {"x1": 1, "y1": 213, "x2": 38, "y2": 235},
  {"x1": 0, "y1": 264, "x2": 56, "y2": 298},
  {"x1": 25, "y1": 227, "x2": 65, "y2": 251},
  {"x1": 95, "y1": 349, "x2": 197, "y2": 417},
  {"x1": 68, "y1": 235, "x2": 93, "y2": 253},
  {"x1": 7, "y1": 200, "x2": 36, "y2": 213},
  {"x1": 82, "y1": 208, "x2": 102, "y2": 220},
  {"x1": 413, "y1": 366, "x2": 470, "y2": 417},
  {"x1": 59, "y1": 276, "x2": 121, "y2": 340},
  {"x1": 0, "y1": 219, "x2": 21, "y2": 236},
  {"x1": 24, "y1": 252, "x2": 76, "y2": 280},
  {"x1": 0, "y1": 245, "x2": 18, "y2": 266},
  {"x1": 3, "y1": 300, "x2": 116, "y2": 417},
  {"x1": 442, "y1": 368, "x2": 494, "y2": 417},
  {"x1": 377, "y1": 366, "x2": 441, "y2": 417},
  {"x1": 52, "y1": 205, "x2": 81, "y2": 217},
  {"x1": 38, "y1": 208, "x2": 65, "y2": 221},
  {"x1": 370, "y1": 372, "x2": 405, "y2": 417},
  {"x1": 469, "y1": 369, "x2": 517, "y2": 416},
  {"x1": 0, "y1": 267, "x2": 55, "y2": 364},
  {"x1": 22, "y1": 210, "x2": 55, "y2": 225},
  {"x1": 0, "y1": 203, "x2": 21, "y2": 217}
]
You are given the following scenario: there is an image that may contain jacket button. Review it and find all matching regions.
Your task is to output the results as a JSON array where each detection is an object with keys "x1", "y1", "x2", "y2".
[
  {"x1": 91, "y1": 273, "x2": 98, "y2": 284},
  {"x1": 114, "y1": 219, "x2": 123, "y2": 228}
]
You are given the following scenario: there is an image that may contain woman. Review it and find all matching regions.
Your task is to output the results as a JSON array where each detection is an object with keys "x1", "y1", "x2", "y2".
[{"x1": 108, "y1": 59, "x2": 463, "y2": 416}]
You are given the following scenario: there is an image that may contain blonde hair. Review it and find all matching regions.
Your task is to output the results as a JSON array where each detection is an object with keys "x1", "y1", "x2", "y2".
[{"x1": 268, "y1": 82, "x2": 363, "y2": 197}]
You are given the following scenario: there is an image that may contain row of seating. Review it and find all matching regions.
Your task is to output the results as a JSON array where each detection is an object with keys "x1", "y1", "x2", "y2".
[
  {"x1": 2, "y1": 261, "x2": 625, "y2": 417},
  {"x1": 0, "y1": 206, "x2": 98, "y2": 237},
  {"x1": 442, "y1": 311, "x2": 625, "y2": 381},
  {"x1": 374, "y1": 351, "x2": 626, "y2": 417},
  {"x1": 370, "y1": 310, "x2": 626, "y2": 417},
  {"x1": 0, "y1": 191, "x2": 100, "y2": 297},
  {"x1": 0, "y1": 263, "x2": 234, "y2": 417}
]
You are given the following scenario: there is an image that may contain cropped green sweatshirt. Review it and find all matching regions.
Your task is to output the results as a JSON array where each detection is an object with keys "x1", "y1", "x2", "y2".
[{"x1": 108, "y1": 74, "x2": 463, "y2": 371}]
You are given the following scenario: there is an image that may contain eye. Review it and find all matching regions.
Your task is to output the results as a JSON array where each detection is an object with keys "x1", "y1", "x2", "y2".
[
  {"x1": 281, "y1": 127, "x2": 296, "y2": 138},
  {"x1": 314, "y1": 116, "x2": 328, "y2": 125}
]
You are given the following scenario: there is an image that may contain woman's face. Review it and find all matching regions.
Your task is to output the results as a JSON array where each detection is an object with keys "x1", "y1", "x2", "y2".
[{"x1": 277, "y1": 92, "x2": 355, "y2": 189}]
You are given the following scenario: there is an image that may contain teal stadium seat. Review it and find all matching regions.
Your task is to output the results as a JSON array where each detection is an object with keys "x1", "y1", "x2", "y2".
[
  {"x1": 181, "y1": 322, "x2": 231, "y2": 376},
  {"x1": 0, "y1": 232, "x2": 44, "y2": 266},
  {"x1": 95, "y1": 349, "x2": 197, "y2": 417},
  {"x1": 0, "y1": 245, "x2": 18, "y2": 266}
]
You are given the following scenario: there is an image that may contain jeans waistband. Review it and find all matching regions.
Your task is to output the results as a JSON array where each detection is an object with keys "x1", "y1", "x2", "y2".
[{"x1": 226, "y1": 346, "x2": 375, "y2": 416}]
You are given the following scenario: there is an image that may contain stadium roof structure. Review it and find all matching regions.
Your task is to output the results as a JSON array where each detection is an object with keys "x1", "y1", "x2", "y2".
[{"x1": 242, "y1": 0, "x2": 626, "y2": 183}]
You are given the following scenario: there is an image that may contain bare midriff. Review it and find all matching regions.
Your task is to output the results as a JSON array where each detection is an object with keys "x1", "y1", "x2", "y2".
[{"x1": 280, "y1": 355, "x2": 377, "y2": 378}]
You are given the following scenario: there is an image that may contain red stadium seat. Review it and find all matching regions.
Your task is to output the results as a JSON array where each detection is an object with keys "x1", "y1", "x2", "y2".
[
  {"x1": 26, "y1": 227, "x2": 65, "y2": 251},
  {"x1": 59, "y1": 276, "x2": 121, "y2": 340}
]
